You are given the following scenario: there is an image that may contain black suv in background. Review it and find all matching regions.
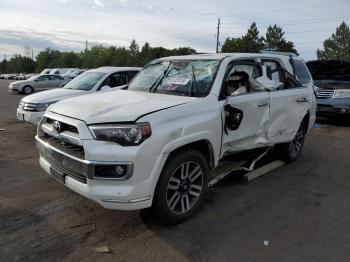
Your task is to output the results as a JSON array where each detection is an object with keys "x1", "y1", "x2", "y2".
[{"x1": 307, "y1": 60, "x2": 350, "y2": 118}]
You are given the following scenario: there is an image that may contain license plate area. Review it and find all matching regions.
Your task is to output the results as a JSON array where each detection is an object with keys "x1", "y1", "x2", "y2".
[
  {"x1": 50, "y1": 167, "x2": 65, "y2": 184},
  {"x1": 17, "y1": 113, "x2": 24, "y2": 121}
]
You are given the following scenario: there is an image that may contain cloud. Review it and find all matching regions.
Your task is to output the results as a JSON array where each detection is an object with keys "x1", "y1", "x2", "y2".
[{"x1": 94, "y1": 0, "x2": 105, "y2": 8}]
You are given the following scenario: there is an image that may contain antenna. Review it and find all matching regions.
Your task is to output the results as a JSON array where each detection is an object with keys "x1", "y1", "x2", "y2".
[{"x1": 216, "y1": 18, "x2": 221, "y2": 53}]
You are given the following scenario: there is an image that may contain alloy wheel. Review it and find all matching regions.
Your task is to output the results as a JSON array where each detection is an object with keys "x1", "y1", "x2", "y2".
[
  {"x1": 166, "y1": 161, "x2": 204, "y2": 215},
  {"x1": 289, "y1": 123, "x2": 305, "y2": 158}
]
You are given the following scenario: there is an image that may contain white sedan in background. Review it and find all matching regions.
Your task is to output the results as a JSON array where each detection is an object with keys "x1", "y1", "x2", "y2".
[
  {"x1": 9, "y1": 74, "x2": 69, "y2": 95},
  {"x1": 16, "y1": 66, "x2": 141, "y2": 125}
]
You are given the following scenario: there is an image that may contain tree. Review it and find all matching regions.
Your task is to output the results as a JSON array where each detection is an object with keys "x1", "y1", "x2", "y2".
[
  {"x1": 30, "y1": 41, "x2": 197, "y2": 72},
  {"x1": 242, "y1": 22, "x2": 265, "y2": 52},
  {"x1": 264, "y1": 24, "x2": 298, "y2": 54},
  {"x1": 317, "y1": 21, "x2": 350, "y2": 60},
  {"x1": 5, "y1": 55, "x2": 36, "y2": 73},
  {"x1": 221, "y1": 22, "x2": 264, "y2": 53},
  {"x1": 140, "y1": 42, "x2": 151, "y2": 65},
  {"x1": 0, "y1": 59, "x2": 8, "y2": 73}
]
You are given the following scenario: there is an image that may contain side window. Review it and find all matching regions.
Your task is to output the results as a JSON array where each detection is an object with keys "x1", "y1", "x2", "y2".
[
  {"x1": 127, "y1": 71, "x2": 139, "y2": 82},
  {"x1": 263, "y1": 60, "x2": 285, "y2": 90},
  {"x1": 37, "y1": 75, "x2": 50, "y2": 81},
  {"x1": 293, "y1": 60, "x2": 311, "y2": 86},
  {"x1": 282, "y1": 70, "x2": 302, "y2": 89},
  {"x1": 51, "y1": 75, "x2": 63, "y2": 80},
  {"x1": 225, "y1": 64, "x2": 263, "y2": 96},
  {"x1": 104, "y1": 72, "x2": 128, "y2": 87}
]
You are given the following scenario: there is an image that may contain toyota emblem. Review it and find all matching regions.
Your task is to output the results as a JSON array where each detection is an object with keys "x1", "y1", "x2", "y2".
[{"x1": 53, "y1": 121, "x2": 61, "y2": 133}]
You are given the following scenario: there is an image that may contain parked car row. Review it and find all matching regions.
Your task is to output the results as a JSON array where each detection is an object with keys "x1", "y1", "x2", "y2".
[
  {"x1": 16, "y1": 67, "x2": 141, "y2": 124},
  {"x1": 0, "y1": 73, "x2": 36, "y2": 80}
]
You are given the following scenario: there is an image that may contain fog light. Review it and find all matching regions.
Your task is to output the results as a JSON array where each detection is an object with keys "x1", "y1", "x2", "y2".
[{"x1": 94, "y1": 164, "x2": 130, "y2": 179}]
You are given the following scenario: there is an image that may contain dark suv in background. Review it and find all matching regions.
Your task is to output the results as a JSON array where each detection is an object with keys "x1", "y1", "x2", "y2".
[{"x1": 307, "y1": 60, "x2": 350, "y2": 118}]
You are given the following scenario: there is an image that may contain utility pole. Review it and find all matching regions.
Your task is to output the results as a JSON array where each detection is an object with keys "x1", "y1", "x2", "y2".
[
  {"x1": 85, "y1": 40, "x2": 88, "y2": 52},
  {"x1": 31, "y1": 50, "x2": 34, "y2": 60},
  {"x1": 216, "y1": 17, "x2": 220, "y2": 53}
]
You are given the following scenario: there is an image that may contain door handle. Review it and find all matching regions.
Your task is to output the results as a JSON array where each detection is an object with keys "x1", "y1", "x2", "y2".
[
  {"x1": 258, "y1": 101, "x2": 269, "y2": 107},
  {"x1": 296, "y1": 97, "x2": 309, "y2": 103}
]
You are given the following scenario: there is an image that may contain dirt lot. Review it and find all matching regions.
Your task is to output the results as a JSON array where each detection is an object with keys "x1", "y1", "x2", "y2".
[{"x1": 1, "y1": 79, "x2": 350, "y2": 262}]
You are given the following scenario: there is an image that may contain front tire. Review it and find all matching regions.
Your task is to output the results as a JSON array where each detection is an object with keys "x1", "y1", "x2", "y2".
[
  {"x1": 152, "y1": 149, "x2": 209, "y2": 225},
  {"x1": 22, "y1": 86, "x2": 33, "y2": 95},
  {"x1": 277, "y1": 120, "x2": 306, "y2": 163}
]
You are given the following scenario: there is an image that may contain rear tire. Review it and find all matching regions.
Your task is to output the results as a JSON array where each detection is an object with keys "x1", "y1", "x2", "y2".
[
  {"x1": 22, "y1": 86, "x2": 33, "y2": 95},
  {"x1": 152, "y1": 149, "x2": 209, "y2": 225},
  {"x1": 277, "y1": 120, "x2": 306, "y2": 163}
]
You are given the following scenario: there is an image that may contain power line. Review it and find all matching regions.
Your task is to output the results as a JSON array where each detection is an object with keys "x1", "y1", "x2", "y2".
[{"x1": 122, "y1": 3, "x2": 350, "y2": 40}]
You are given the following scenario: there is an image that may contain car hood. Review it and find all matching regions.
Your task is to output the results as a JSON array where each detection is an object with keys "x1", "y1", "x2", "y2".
[
  {"x1": 307, "y1": 60, "x2": 350, "y2": 89},
  {"x1": 11, "y1": 80, "x2": 28, "y2": 85},
  {"x1": 22, "y1": 88, "x2": 86, "y2": 103},
  {"x1": 50, "y1": 90, "x2": 196, "y2": 124}
]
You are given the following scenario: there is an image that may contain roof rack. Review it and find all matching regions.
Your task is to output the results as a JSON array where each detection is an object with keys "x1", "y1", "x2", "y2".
[{"x1": 259, "y1": 50, "x2": 298, "y2": 57}]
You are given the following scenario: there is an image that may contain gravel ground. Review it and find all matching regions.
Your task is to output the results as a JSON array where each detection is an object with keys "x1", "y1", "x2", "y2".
[{"x1": 1, "y1": 79, "x2": 350, "y2": 262}]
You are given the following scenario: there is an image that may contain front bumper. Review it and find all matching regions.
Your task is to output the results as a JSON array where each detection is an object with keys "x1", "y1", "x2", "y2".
[
  {"x1": 16, "y1": 108, "x2": 44, "y2": 125},
  {"x1": 9, "y1": 85, "x2": 19, "y2": 93},
  {"x1": 35, "y1": 136, "x2": 154, "y2": 210},
  {"x1": 317, "y1": 98, "x2": 350, "y2": 117}
]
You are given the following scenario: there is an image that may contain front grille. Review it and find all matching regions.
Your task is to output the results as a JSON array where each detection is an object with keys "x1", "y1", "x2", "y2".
[
  {"x1": 46, "y1": 118, "x2": 78, "y2": 134},
  {"x1": 42, "y1": 135, "x2": 85, "y2": 159},
  {"x1": 19, "y1": 101, "x2": 38, "y2": 111},
  {"x1": 316, "y1": 89, "x2": 335, "y2": 99},
  {"x1": 42, "y1": 154, "x2": 87, "y2": 184}
]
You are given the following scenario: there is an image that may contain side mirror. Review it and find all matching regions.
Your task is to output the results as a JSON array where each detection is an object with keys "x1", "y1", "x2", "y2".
[
  {"x1": 100, "y1": 85, "x2": 111, "y2": 92},
  {"x1": 313, "y1": 85, "x2": 319, "y2": 96}
]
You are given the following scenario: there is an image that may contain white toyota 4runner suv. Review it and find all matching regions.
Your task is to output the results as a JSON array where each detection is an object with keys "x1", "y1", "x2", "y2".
[{"x1": 36, "y1": 53, "x2": 316, "y2": 224}]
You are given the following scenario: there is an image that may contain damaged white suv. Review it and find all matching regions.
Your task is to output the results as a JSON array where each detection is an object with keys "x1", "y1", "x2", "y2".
[{"x1": 36, "y1": 53, "x2": 316, "y2": 224}]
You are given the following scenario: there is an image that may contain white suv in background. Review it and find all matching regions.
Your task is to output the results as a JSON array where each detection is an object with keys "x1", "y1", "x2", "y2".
[
  {"x1": 36, "y1": 53, "x2": 316, "y2": 224},
  {"x1": 17, "y1": 67, "x2": 141, "y2": 125}
]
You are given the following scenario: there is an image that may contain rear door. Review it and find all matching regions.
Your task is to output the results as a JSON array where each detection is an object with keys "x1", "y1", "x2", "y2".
[
  {"x1": 51, "y1": 75, "x2": 65, "y2": 87},
  {"x1": 220, "y1": 61, "x2": 270, "y2": 156},
  {"x1": 264, "y1": 60, "x2": 310, "y2": 143},
  {"x1": 34, "y1": 75, "x2": 50, "y2": 90}
]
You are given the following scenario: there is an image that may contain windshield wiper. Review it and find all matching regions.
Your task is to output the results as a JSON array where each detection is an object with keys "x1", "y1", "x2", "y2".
[
  {"x1": 150, "y1": 62, "x2": 172, "y2": 93},
  {"x1": 190, "y1": 65, "x2": 197, "y2": 97}
]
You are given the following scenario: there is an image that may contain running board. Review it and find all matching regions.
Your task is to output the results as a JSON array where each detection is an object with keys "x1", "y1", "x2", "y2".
[{"x1": 208, "y1": 147, "x2": 279, "y2": 187}]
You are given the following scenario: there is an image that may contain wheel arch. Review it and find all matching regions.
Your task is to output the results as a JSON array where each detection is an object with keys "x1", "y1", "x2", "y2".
[
  {"x1": 302, "y1": 110, "x2": 310, "y2": 133},
  {"x1": 167, "y1": 139, "x2": 215, "y2": 170}
]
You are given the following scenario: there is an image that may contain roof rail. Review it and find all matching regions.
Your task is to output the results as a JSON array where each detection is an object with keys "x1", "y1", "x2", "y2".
[{"x1": 260, "y1": 50, "x2": 298, "y2": 57}]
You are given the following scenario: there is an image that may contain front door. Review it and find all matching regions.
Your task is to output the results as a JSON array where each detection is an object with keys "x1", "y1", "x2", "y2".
[{"x1": 220, "y1": 61, "x2": 270, "y2": 157}]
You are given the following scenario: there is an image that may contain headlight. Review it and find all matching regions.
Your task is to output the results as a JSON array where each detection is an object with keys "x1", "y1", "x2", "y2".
[
  {"x1": 35, "y1": 102, "x2": 57, "y2": 112},
  {"x1": 89, "y1": 123, "x2": 152, "y2": 146},
  {"x1": 334, "y1": 89, "x2": 350, "y2": 98}
]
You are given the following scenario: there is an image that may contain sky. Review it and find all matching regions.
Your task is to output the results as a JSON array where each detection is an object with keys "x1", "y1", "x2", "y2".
[{"x1": 0, "y1": 0, "x2": 349, "y2": 61}]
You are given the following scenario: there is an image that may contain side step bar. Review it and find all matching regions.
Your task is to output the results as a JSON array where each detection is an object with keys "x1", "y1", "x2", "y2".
[{"x1": 208, "y1": 148, "x2": 284, "y2": 187}]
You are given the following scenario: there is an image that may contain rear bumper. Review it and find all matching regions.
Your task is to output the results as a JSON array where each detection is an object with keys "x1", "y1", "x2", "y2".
[{"x1": 317, "y1": 98, "x2": 350, "y2": 116}]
